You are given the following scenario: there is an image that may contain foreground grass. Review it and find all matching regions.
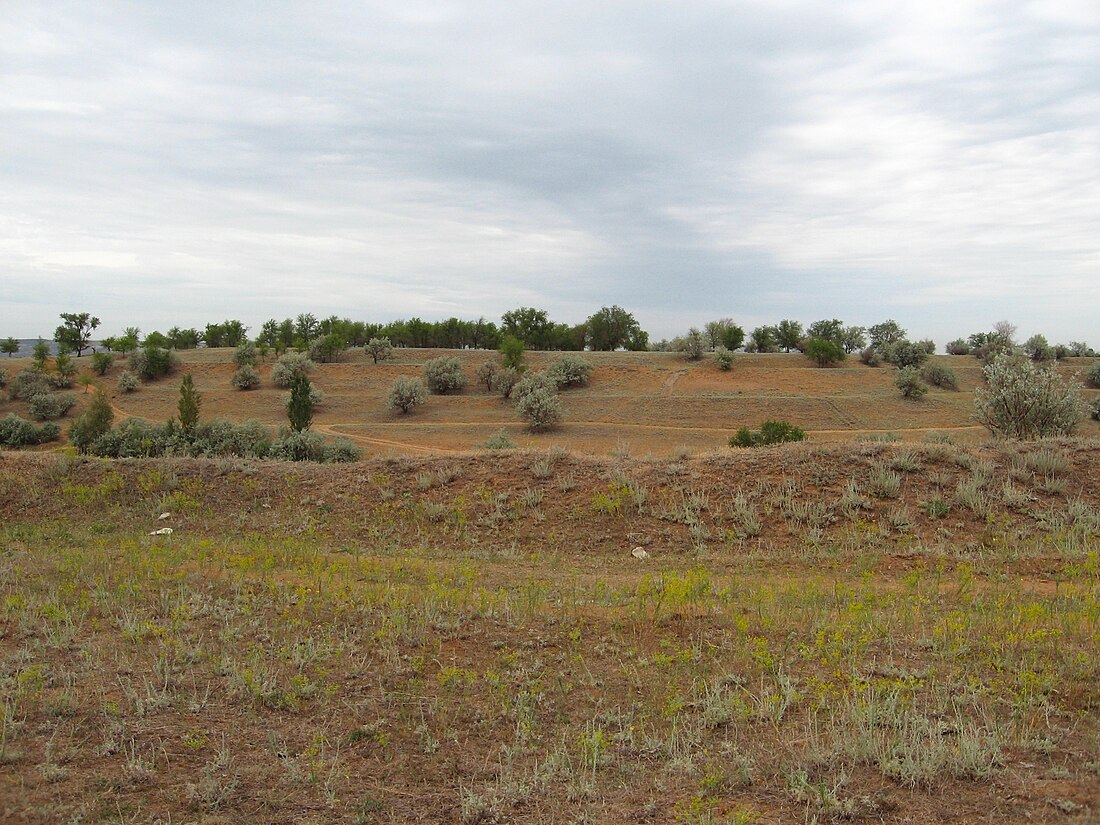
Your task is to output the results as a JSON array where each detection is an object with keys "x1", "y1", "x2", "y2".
[{"x1": 1, "y1": 447, "x2": 1099, "y2": 823}]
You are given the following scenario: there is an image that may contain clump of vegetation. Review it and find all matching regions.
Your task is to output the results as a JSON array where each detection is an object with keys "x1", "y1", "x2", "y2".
[
  {"x1": 804, "y1": 337, "x2": 845, "y2": 367},
  {"x1": 29, "y1": 392, "x2": 77, "y2": 421},
  {"x1": 0, "y1": 413, "x2": 60, "y2": 447},
  {"x1": 365, "y1": 337, "x2": 394, "y2": 364},
  {"x1": 498, "y1": 334, "x2": 525, "y2": 370},
  {"x1": 68, "y1": 389, "x2": 114, "y2": 453},
  {"x1": 129, "y1": 345, "x2": 180, "y2": 380},
  {"x1": 90, "y1": 352, "x2": 114, "y2": 375},
  {"x1": 308, "y1": 333, "x2": 346, "y2": 363},
  {"x1": 491, "y1": 366, "x2": 520, "y2": 398},
  {"x1": 975, "y1": 353, "x2": 1083, "y2": 439},
  {"x1": 515, "y1": 384, "x2": 562, "y2": 431},
  {"x1": 52, "y1": 352, "x2": 77, "y2": 388},
  {"x1": 285, "y1": 374, "x2": 314, "y2": 432},
  {"x1": 271, "y1": 352, "x2": 315, "y2": 387},
  {"x1": 859, "y1": 348, "x2": 882, "y2": 367},
  {"x1": 233, "y1": 341, "x2": 258, "y2": 367},
  {"x1": 1090, "y1": 396, "x2": 1100, "y2": 421},
  {"x1": 714, "y1": 347, "x2": 734, "y2": 371},
  {"x1": 511, "y1": 371, "x2": 556, "y2": 404},
  {"x1": 946, "y1": 339, "x2": 971, "y2": 355},
  {"x1": 1085, "y1": 362, "x2": 1100, "y2": 389},
  {"x1": 681, "y1": 328, "x2": 705, "y2": 360},
  {"x1": 387, "y1": 376, "x2": 428, "y2": 414},
  {"x1": 8, "y1": 369, "x2": 52, "y2": 401},
  {"x1": 922, "y1": 362, "x2": 958, "y2": 390},
  {"x1": 883, "y1": 339, "x2": 930, "y2": 369},
  {"x1": 118, "y1": 371, "x2": 139, "y2": 393},
  {"x1": 269, "y1": 428, "x2": 360, "y2": 462},
  {"x1": 0, "y1": 367, "x2": 6, "y2": 388},
  {"x1": 730, "y1": 420, "x2": 806, "y2": 447},
  {"x1": 178, "y1": 374, "x2": 201, "y2": 432},
  {"x1": 895, "y1": 367, "x2": 928, "y2": 399},
  {"x1": 483, "y1": 429, "x2": 516, "y2": 450},
  {"x1": 547, "y1": 354, "x2": 593, "y2": 388},
  {"x1": 1023, "y1": 334, "x2": 1054, "y2": 362},
  {"x1": 423, "y1": 356, "x2": 466, "y2": 394},
  {"x1": 475, "y1": 361, "x2": 500, "y2": 392},
  {"x1": 231, "y1": 365, "x2": 261, "y2": 390}
]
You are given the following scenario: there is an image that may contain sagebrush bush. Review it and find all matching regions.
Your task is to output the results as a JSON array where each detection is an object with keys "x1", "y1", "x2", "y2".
[
  {"x1": 730, "y1": 420, "x2": 805, "y2": 447},
  {"x1": 365, "y1": 337, "x2": 394, "y2": 364},
  {"x1": 476, "y1": 361, "x2": 500, "y2": 392},
  {"x1": 0, "y1": 414, "x2": 60, "y2": 447},
  {"x1": 118, "y1": 371, "x2": 139, "y2": 393},
  {"x1": 975, "y1": 353, "x2": 1083, "y2": 439},
  {"x1": 895, "y1": 367, "x2": 928, "y2": 399},
  {"x1": 548, "y1": 354, "x2": 593, "y2": 388},
  {"x1": 234, "y1": 341, "x2": 258, "y2": 366},
  {"x1": 387, "y1": 376, "x2": 427, "y2": 413},
  {"x1": 946, "y1": 339, "x2": 971, "y2": 355},
  {"x1": 714, "y1": 348, "x2": 734, "y2": 371},
  {"x1": 9, "y1": 369, "x2": 52, "y2": 401},
  {"x1": 423, "y1": 356, "x2": 466, "y2": 394},
  {"x1": 29, "y1": 392, "x2": 77, "y2": 420},
  {"x1": 91, "y1": 352, "x2": 114, "y2": 375},
  {"x1": 681, "y1": 328, "x2": 705, "y2": 360},
  {"x1": 921, "y1": 362, "x2": 958, "y2": 390},
  {"x1": 483, "y1": 429, "x2": 516, "y2": 450},
  {"x1": 268, "y1": 428, "x2": 360, "y2": 462},
  {"x1": 859, "y1": 348, "x2": 882, "y2": 367},
  {"x1": 511, "y1": 371, "x2": 556, "y2": 404},
  {"x1": 884, "y1": 340, "x2": 929, "y2": 369},
  {"x1": 515, "y1": 384, "x2": 562, "y2": 431},
  {"x1": 1085, "y1": 362, "x2": 1100, "y2": 389},
  {"x1": 491, "y1": 367, "x2": 520, "y2": 398},
  {"x1": 271, "y1": 352, "x2": 315, "y2": 387},
  {"x1": 231, "y1": 365, "x2": 261, "y2": 390}
]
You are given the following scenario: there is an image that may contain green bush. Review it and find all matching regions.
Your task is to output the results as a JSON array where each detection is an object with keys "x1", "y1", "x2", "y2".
[
  {"x1": 387, "y1": 376, "x2": 427, "y2": 413},
  {"x1": 91, "y1": 352, "x2": 114, "y2": 375},
  {"x1": 423, "y1": 356, "x2": 466, "y2": 394},
  {"x1": 9, "y1": 369, "x2": 52, "y2": 401},
  {"x1": 859, "y1": 348, "x2": 882, "y2": 367},
  {"x1": 714, "y1": 348, "x2": 734, "y2": 371},
  {"x1": 515, "y1": 384, "x2": 562, "y2": 431},
  {"x1": 1085, "y1": 362, "x2": 1100, "y2": 389},
  {"x1": 548, "y1": 354, "x2": 593, "y2": 388},
  {"x1": 129, "y1": 345, "x2": 179, "y2": 380},
  {"x1": 29, "y1": 392, "x2": 77, "y2": 420},
  {"x1": 271, "y1": 352, "x2": 315, "y2": 387},
  {"x1": 308, "y1": 333, "x2": 346, "y2": 363},
  {"x1": 234, "y1": 341, "x2": 258, "y2": 366},
  {"x1": 945, "y1": 339, "x2": 970, "y2": 355},
  {"x1": 231, "y1": 365, "x2": 261, "y2": 390},
  {"x1": 975, "y1": 353, "x2": 1084, "y2": 439},
  {"x1": 476, "y1": 361, "x2": 500, "y2": 391},
  {"x1": 483, "y1": 429, "x2": 516, "y2": 450},
  {"x1": 268, "y1": 428, "x2": 360, "y2": 463},
  {"x1": 883, "y1": 340, "x2": 929, "y2": 369},
  {"x1": 118, "y1": 372, "x2": 139, "y2": 393},
  {"x1": 491, "y1": 366, "x2": 520, "y2": 398},
  {"x1": 365, "y1": 337, "x2": 394, "y2": 364},
  {"x1": 499, "y1": 335, "x2": 525, "y2": 370},
  {"x1": 68, "y1": 390, "x2": 114, "y2": 453},
  {"x1": 0, "y1": 414, "x2": 60, "y2": 447},
  {"x1": 730, "y1": 420, "x2": 806, "y2": 447},
  {"x1": 1023, "y1": 334, "x2": 1054, "y2": 362},
  {"x1": 921, "y1": 362, "x2": 958, "y2": 390},
  {"x1": 895, "y1": 366, "x2": 928, "y2": 399},
  {"x1": 285, "y1": 373, "x2": 313, "y2": 432},
  {"x1": 804, "y1": 337, "x2": 845, "y2": 367}
]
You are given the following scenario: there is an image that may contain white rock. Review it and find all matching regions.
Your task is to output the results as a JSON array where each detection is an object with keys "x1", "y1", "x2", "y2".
[
  {"x1": 148, "y1": 527, "x2": 174, "y2": 536},
  {"x1": 631, "y1": 547, "x2": 649, "y2": 559},
  {"x1": 158, "y1": 512, "x2": 170, "y2": 520}
]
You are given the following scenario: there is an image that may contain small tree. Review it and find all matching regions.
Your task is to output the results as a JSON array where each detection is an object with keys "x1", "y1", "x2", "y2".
[
  {"x1": 423, "y1": 356, "x2": 466, "y2": 394},
  {"x1": 714, "y1": 347, "x2": 734, "y2": 371},
  {"x1": 882, "y1": 339, "x2": 929, "y2": 369},
  {"x1": 921, "y1": 362, "x2": 958, "y2": 390},
  {"x1": 231, "y1": 365, "x2": 261, "y2": 390},
  {"x1": 234, "y1": 341, "x2": 258, "y2": 367},
  {"x1": 682, "y1": 328, "x2": 705, "y2": 361},
  {"x1": 1023, "y1": 334, "x2": 1054, "y2": 362},
  {"x1": 69, "y1": 389, "x2": 114, "y2": 453},
  {"x1": 804, "y1": 337, "x2": 845, "y2": 367},
  {"x1": 53, "y1": 352, "x2": 77, "y2": 387},
  {"x1": 32, "y1": 340, "x2": 50, "y2": 371},
  {"x1": 895, "y1": 366, "x2": 928, "y2": 399},
  {"x1": 547, "y1": 355, "x2": 593, "y2": 388},
  {"x1": 499, "y1": 335, "x2": 525, "y2": 370},
  {"x1": 516, "y1": 384, "x2": 562, "y2": 431},
  {"x1": 975, "y1": 353, "x2": 1084, "y2": 439},
  {"x1": 286, "y1": 373, "x2": 313, "y2": 432},
  {"x1": 387, "y1": 376, "x2": 428, "y2": 414},
  {"x1": 476, "y1": 360, "x2": 500, "y2": 392},
  {"x1": 77, "y1": 372, "x2": 95, "y2": 394},
  {"x1": 859, "y1": 348, "x2": 882, "y2": 367},
  {"x1": 54, "y1": 312, "x2": 100, "y2": 357},
  {"x1": 1, "y1": 337, "x2": 18, "y2": 357},
  {"x1": 491, "y1": 366, "x2": 520, "y2": 398},
  {"x1": 91, "y1": 352, "x2": 114, "y2": 375},
  {"x1": 365, "y1": 337, "x2": 394, "y2": 364},
  {"x1": 177, "y1": 374, "x2": 201, "y2": 432},
  {"x1": 945, "y1": 339, "x2": 970, "y2": 355}
]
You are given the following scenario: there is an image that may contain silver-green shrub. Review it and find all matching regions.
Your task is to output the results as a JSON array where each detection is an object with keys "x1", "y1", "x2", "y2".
[{"x1": 975, "y1": 353, "x2": 1084, "y2": 439}]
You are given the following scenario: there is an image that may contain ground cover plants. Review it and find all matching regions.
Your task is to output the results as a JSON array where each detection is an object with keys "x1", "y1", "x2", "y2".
[{"x1": 2, "y1": 439, "x2": 1097, "y2": 822}]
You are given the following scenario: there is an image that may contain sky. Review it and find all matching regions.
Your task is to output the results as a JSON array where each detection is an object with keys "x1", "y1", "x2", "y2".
[{"x1": 2, "y1": 0, "x2": 1098, "y2": 346}]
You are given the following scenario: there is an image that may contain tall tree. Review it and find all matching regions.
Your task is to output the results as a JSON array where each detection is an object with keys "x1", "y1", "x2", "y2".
[
  {"x1": 1, "y1": 337, "x2": 18, "y2": 357},
  {"x1": 585, "y1": 306, "x2": 645, "y2": 351},
  {"x1": 287, "y1": 373, "x2": 313, "y2": 432},
  {"x1": 177, "y1": 373, "x2": 201, "y2": 432},
  {"x1": 54, "y1": 312, "x2": 100, "y2": 356},
  {"x1": 775, "y1": 320, "x2": 803, "y2": 352}
]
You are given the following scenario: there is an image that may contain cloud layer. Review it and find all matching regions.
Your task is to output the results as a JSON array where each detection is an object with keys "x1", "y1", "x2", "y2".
[{"x1": 2, "y1": 1, "x2": 1098, "y2": 343}]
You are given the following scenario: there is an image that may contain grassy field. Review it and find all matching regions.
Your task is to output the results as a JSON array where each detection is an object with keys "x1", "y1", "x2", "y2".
[
  {"x1": 4, "y1": 347, "x2": 1098, "y2": 456},
  {"x1": 2, "y1": 436, "x2": 1099, "y2": 823}
]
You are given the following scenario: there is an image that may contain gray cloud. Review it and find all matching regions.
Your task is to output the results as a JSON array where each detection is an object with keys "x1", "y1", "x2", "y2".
[{"x1": 1, "y1": 1, "x2": 1098, "y2": 344}]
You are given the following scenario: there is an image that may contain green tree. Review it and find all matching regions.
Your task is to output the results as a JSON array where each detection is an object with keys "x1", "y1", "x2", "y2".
[
  {"x1": 1, "y1": 337, "x2": 17, "y2": 357},
  {"x1": 775, "y1": 320, "x2": 803, "y2": 352},
  {"x1": 54, "y1": 312, "x2": 100, "y2": 356},
  {"x1": 868, "y1": 320, "x2": 906, "y2": 350},
  {"x1": 804, "y1": 337, "x2": 846, "y2": 367},
  {"x1": 177, "y1": 373, "x2": 201, "y2": 432},
  {"x1": 499, "y1": 335, "x2": 525, "y2": 370},
  {"x1": 32, "y1": 340, "x2": 50, "y2": 370},
  {"x1": 68, "y1": 388, "x2": 114, "y2": 453},
  {"x1": 501, "y1": 307, "x2": 556, "y2": 350},
  {"x1": 287, "y1": 373, "x2": 313, "y2": 432},
  {"x1": 365, "y1": 337, "x2": 394, "y2": 364},
  {"x1": 585, "y1": 306, "x2": 644, "y2": 351}
]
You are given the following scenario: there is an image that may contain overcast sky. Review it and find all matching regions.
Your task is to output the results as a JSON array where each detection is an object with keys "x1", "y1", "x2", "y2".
[{"x1": 2, "y1": 1, "x2": 1098, "y2": 344}]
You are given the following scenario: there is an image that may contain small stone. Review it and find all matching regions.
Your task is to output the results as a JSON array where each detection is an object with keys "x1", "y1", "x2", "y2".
[
  {"x1": 631, "y1": 547, "x2": 649, "y2": 559},
  {"x1": 148, "y1": 527, "x2": 174, "y2": 536},
  {"x1": 157, "y1": 512, "x2": 170, "y2": 520}
]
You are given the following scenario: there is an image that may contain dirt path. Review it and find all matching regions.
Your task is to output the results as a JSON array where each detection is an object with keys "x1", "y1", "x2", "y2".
[{"x1": 313, "y1": 424, "x2": 462, "y2": 454}]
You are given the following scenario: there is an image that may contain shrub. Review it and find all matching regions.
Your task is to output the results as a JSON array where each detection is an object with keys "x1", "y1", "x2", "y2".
[
  {"x1": 895, "y1": 367, "x2": 928, "y2": 399},
  {"x1": 118, "y1": 372, "x2": 139, "y2": 393},
  {"x1": 387, "y1": 376, "x2": 428, "y2": 413},
  {"x1": 0, "y1": 414, "x2": 60, "y2": 447},
  {"x1": 921, "y1": 362, "x2": 958, "y2": 390},
  {"x1": 231, "y1": 365, "x2": 261, "y2": 389},
  {"x1": 269, "y1": 428, "x2": 359, "y2": 463},
  {"x1": 548, "y1": 354, "x2": 593, "y2": 388},
  {"x1": 1085, "y1": 362, "x2": 1100, "y2": 389},
  {"x1": 491, "y1": 366, "x2": 520, "y2": 398},
  {"x1": 365, "y1": 337, "x2": 394, "y2": 364},
  {"x1": 234, "y1": 341, "x2": 258, "y2": 366},
  {"x1": 511, "y1": 371, "x2": 556, "y2": 404},
  {"x1": 476, "y1": 361, "x2": 500, "y2": 392},
  {"x1": 946, "y1": 339, "x2": 971, "y2": 355},
  {"x1": 0, "y1": 368, "x2": 6, "y2": 388},
  {"x1": 29, "y1": 392, "x2": 77, "y2": 420},
  {"x1": 681, "y1": 328, "x2": 705, "y2": 361},
  {"x1": 321, "y1": 438, "x2": 362, "y2": 463},
  {"x1": 1023, "y1": 334, "x2": 1054, "y2": 362},
  {"x1": 177, "y1": 373, "x2": 201, "y2": 431},
  {"x1": 271, "y1": 352, "x2": 315, "y2": 387},
  {"x1": 714, "y1": 348, "x2": 734, "y2": 371},
  {"x1": 975, "y1": 353, "x2": 1084, "y2": 439},
  {"x1": 859, "y1": 348, "x2": 882, "y2": 367},
  {"x1": 9, "y1": 369, "x2": 52, "y2": 401},
  {"x1": 129, "y1": 345, "x2": 179, "y2": 380},
  {"x1": 91, "y1": 352, "x2": 114, "y2": 375},
  {"x1": 515, "y1": 384, "x2": 562, "y2": 431},
  {"x1": 53, "y1": 353, "x2": 77, "y2": 387},
  {"x1": 68, "y1": 389, "x2": 114, "y2": 453},
  {"x1": 1090, "y1": 396, "x2": 1100, "y2": 422},
  {"x1": 286, "y1": 373, "x2": 313, "y2": 432},
  {"x1": 730, "y1": 420, "x2": 806, "y2": 447},
  {"x1": 308, "y1": 333, "x2": 346, "y2": 363},
  {"x1": 499, "y1": 335, "x2": 525, "y2": 370},
  {"x1": 883, "y1": 340, "x2": 929, "y2": 369},
  {"x1": 423, "y1": 356, "x2": 466, "y2": 394},
  {"x1": 804, "y1": 337, "x2": 845, "y2": 367},
  {"x1": 483, "y1": 429, "x2": 516, "y2": 450}
]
